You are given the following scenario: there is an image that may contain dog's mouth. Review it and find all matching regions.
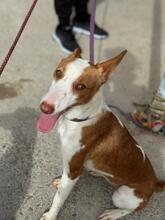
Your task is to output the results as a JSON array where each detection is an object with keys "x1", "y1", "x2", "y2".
[{"x1": 36, "y1": 106, "x2": 73, "y2": 133}]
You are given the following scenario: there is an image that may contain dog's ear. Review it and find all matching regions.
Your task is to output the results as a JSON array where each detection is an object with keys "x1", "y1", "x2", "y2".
[
  {"x1": 73, "y1": 48, "x2": 82, "y2": 58},
  {"x1": 96, "y1": 50, "x2": 127, "y2": 84},
  {"x1": 67, "y1": 48, "x2": 82, "y2": 59}
]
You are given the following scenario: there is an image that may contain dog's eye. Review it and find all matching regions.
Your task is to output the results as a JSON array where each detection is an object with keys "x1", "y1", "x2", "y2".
[
  {"x1": 75, "y1": 83, "x2": 86, "y2": 91},
  {"x1": 55, "y1": 69, "x2": 63, "y2": 79}
]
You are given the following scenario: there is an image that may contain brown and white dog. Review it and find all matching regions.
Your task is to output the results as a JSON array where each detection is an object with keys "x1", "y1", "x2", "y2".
[{"x1": 38, "y1": 49, "x2": 165, "y2": 220}]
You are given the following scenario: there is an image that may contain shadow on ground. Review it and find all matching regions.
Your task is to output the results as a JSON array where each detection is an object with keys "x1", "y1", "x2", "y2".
[
  {"x1": 103, "y1": 47, "x2": 148, "y2": 109},
  {"x1": 0, "y1": 108, "x2": 37, "y2": 220}
]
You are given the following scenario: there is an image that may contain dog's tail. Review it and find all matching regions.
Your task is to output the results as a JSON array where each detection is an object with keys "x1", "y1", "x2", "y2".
[{"x1": 154, "y1": 182, "x2": 165, "y2": 192}]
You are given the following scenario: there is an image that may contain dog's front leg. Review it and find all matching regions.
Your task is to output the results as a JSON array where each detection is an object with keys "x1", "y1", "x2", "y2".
[{"x1": 40, "y1": 171, "x2": 79, "y2": 220}]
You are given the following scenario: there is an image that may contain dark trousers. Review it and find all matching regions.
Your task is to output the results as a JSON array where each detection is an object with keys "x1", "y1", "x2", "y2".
[{"x1": 54, "y1": 0, "x2": 89, "y2": 26}]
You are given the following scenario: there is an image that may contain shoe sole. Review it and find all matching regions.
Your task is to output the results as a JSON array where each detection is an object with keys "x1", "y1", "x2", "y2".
[
  {"x1": 73, "y1": 26, "x2": 108, "y2": 40},
  {"x1": 52, "y1": 33, "x2": 72, "y2": 54}
]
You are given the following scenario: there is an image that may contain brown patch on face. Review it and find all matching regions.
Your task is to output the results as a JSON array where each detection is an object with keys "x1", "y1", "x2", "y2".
[
  {"x1": 54, "y1": 56, "x2": 75, "y2": 80},
  {"x1": 71, "y1": 50, "x2": 127, "y2": 105},
  {"x1": 53, "y1": 48, "x2": 81, "y2": 81},
  {"x1": 72, "y1": 65, "x2": 102, "y2": 105}
]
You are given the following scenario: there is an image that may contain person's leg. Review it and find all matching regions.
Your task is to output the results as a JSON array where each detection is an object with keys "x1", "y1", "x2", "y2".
[
  {"x1": 53, "y1": 0, "x2": 81, "y2": 54},
  {"x1": 72, "y1": 0, "x2": 109, "y2": 39},
  {"x1": 54, "y1": 0, "x2": 72, "y2": 26},
  {"x1": 73, "y1": 0, "x2": 90, "y2": 22}
]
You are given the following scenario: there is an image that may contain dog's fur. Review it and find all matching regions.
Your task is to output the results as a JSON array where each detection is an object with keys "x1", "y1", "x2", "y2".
[{"x1": 39, "y1": 49, "x2": 165, "y2": 220}]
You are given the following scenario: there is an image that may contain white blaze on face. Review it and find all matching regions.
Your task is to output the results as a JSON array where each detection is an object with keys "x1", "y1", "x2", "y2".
[{"x1": 42, "y1": 58, "x2": 90, "y2": 113}]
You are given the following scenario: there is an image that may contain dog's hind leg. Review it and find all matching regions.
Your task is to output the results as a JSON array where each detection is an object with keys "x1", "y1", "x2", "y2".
[
  {"x1": 98, "y1": 185, "x2": 146, "y2": 220},
  {"x1": 40, "y1": 171, "x2": 79, "y2": 220}
]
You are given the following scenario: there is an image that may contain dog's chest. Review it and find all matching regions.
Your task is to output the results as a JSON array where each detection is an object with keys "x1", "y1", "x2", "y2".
[{"x1": 57, "y1": 118, "x2": 88, "y2": 168}]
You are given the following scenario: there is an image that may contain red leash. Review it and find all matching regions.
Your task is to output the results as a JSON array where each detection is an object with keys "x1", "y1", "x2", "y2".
[{"x1": 0, "y1": 0, "x2": 39, "y2": 76}]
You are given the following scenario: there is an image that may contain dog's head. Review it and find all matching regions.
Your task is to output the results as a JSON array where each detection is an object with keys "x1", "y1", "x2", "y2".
[
  {"x1": 40, "y1": 48, "x2": 127, "y2": 114},
  {"x1": 37, "y1": 49, "x2": 127, "y2": 132}
]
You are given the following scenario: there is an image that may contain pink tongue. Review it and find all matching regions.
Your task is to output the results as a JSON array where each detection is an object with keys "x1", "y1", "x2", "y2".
[{"x1": 36, "y1": 113, "x2": 60, "y2": 133}]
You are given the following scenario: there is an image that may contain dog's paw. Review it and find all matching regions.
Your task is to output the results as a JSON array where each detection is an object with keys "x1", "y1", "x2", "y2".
[
  {"x1": 98, "y1": 209, "x2": 124, "y2": 220},
  {"x1": 40, "y1": 210, "x2": 51, "y2": 220},
  {"x1": 40, "y1": 213, "x2": 48, "y2": 220},
  {"x1": 52, "y1": 178, "x2": 61, "y2": 189}
]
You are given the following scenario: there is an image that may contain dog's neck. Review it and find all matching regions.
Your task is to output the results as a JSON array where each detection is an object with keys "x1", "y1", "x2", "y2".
[{"x1": 64, "y1": 89, "x2": 107, "y2": 121}]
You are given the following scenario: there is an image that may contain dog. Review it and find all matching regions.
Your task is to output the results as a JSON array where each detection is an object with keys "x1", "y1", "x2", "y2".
[{"x1": 37, "y1": 48, "x2": 165, "y2": 220}]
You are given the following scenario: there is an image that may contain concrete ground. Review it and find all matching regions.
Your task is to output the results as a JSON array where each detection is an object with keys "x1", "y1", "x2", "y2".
[{"x1": 0, "y1": 0, "x2": 165, "y2": 219}]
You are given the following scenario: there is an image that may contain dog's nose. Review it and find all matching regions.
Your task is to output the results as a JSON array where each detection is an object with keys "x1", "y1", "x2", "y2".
[{"x1": 40, "y1": 101, "x2": 54, "y2": 114}]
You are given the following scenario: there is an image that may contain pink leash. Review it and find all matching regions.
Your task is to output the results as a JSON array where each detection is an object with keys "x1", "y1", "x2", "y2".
[
  {"x1": 0, "y1": 0, "x2": 38, "y2": 76},
  {"x1": 89, "y1": 0, "x2": 97, "y2": 64}
]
